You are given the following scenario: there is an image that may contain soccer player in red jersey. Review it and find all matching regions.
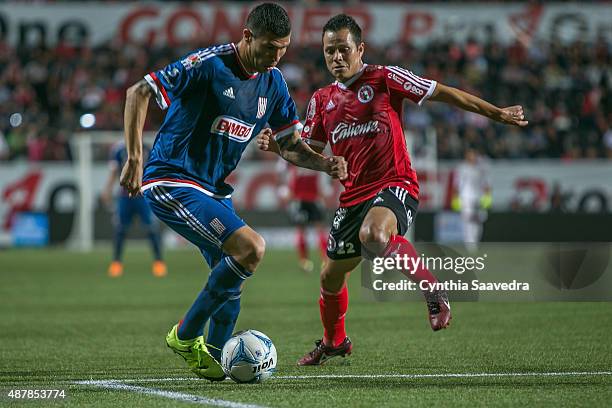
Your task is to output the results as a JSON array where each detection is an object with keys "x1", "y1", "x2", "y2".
[
  {"x1": 278, "y1": 161, "x2": 330, "y2": 272},
  {"x1": 257, "y1": 14, "x2": 528, "y2": 365}
]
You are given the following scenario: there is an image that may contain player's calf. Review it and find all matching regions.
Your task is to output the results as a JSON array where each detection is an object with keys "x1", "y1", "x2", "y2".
[{"x1": 320, "y1": 265, "x2": 348, "y2": 294}]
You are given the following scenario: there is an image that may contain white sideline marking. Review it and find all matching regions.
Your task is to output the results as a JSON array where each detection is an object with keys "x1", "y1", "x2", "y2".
[
  {"x1": 275, "y1": 371, "x2": 612, "y2": 380},
  {"x1": 74, "y1": 380, "x2": 268, "y2": 408},
  {"x1": 76, "y1": 371, "x2": 612, "y2": 384}
]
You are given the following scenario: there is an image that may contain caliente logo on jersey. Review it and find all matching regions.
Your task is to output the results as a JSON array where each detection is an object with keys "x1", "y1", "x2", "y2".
[
  {"x1": 211, "y1": 116, "x2": 255, "y2": 143},
  {"x1": 330, "y1": 120, "x2": 379, "y2": 144}
]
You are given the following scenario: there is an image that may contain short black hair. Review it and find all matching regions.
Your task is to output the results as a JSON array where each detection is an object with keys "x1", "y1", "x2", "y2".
[
  {"x1": 322, "y1": 14, "x2": 362, "y2": 44},
  {"x1": 246, "y1": 3, "x2": 291, "y2": 38}
]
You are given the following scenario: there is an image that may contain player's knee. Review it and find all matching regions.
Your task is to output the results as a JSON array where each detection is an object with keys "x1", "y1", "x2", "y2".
[
  {"x1": 252, "y1": 235, "x2": 266, "y2": 262},
  {"x1": 358, "y1": 224, "x2": 390, "y2": 246},
  {"x1": 241, "y1": 234, "x2": 266, "y2": 270},
  {"x1": 359, "y1": 224, "x2": 392, "y2": 259}
]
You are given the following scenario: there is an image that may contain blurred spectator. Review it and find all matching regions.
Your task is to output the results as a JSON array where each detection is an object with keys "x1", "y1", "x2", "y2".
[{"x1": 1, "y1": 33, "x2": 610, "y2": 162}]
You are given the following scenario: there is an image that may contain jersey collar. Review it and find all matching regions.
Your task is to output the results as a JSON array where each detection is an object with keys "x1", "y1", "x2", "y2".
[
  {"x1": 231, "y1": 43, "x2": 258, "y2": 79},
  {"x1": 334, "y1": 63, "x2": 367, "y2": 90}
]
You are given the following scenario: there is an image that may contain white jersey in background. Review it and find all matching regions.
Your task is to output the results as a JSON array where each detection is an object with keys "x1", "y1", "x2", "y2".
[
  {"x1": 454, "y1": 158, "x2": 491, "y2": 250},
  {"x1": 455, "y1": 160, "x2": 490, "y2": 210}
]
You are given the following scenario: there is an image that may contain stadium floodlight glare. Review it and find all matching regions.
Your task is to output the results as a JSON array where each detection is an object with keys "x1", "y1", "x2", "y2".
[
  {"x1": 80, "y1": 113, "x2": 96, "y2": 128},
  {"x1": 9, "y1": 113, "x2": 22, "y2": 127}
]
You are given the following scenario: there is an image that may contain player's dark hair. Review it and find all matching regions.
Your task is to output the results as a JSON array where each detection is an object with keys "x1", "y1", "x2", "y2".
[
  {"x1": 246, "y1": 3, "x2": 291, "y2": 38},
  {"x1": 322, "y1": 14, "x2": 362, "y2": 44}
]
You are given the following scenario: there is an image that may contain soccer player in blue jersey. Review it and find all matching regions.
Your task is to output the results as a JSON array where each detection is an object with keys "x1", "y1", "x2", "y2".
[
  {"x1": 102, "y1": 141, "x2": 166, "y2": 278},
  {"x1": 120, "y1": 3, "x2": 347, "y2": 381}
]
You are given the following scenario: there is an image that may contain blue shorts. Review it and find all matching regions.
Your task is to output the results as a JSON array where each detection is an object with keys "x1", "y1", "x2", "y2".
[
  {"x1": 143, "y1": 185, "x2": 246, "y2": 268},
  {"x1": 116, "y1": 195, "x2": 154, "y2": 227}
]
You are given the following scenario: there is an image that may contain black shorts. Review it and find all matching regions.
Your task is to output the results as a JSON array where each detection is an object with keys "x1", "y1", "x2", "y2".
[
  {"x1": 288, "y1": 201, "x2": 324, "y2": 225},
  {"x1": 326, "y1": 186, "x2": 418, "y2": 260}
]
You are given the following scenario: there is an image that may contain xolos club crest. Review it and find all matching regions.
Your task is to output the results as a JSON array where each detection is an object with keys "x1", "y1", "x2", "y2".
[{"x1": 357, "y1": 84, "x2": 374, "y2": 103}]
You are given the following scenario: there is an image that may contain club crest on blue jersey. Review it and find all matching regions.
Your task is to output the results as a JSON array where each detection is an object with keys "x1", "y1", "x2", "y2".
[
  {"x1": 181, "y1": 50, "x2": 210, "y2": 70},
  {"x1": 256, "y1": 97, "x2": 267, "y2": 119}
]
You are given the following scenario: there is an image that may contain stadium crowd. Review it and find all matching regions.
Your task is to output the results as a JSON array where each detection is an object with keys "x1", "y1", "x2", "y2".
[{"x1": 0, "y1": 35, "x2": 610, "y2": 161}]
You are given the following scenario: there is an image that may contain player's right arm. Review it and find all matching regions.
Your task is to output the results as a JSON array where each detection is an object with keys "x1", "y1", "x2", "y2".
[{"x1": 120, "y1": 79, "x2": 152, "y2": 197}]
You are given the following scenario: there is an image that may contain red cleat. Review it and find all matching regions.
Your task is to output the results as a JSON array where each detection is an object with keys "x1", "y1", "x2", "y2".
[
  {"x1": 297, "y1": 337, "x2": 353, "y2": 366},
  {"x1": 424, "y1": 289, "x2": 452, "y2": 331}
]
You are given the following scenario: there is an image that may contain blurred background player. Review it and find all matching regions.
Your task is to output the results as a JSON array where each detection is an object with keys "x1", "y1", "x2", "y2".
[
  {"x1": 258, "y1": 13, "x2": 527, "y2": 366},
  {"x1": 277, "y1": 160, "x2": 329, "y2": 272},
  {"x1": 452, "y1": 147, "x2": 492, "y2": 252},
  {"x1": 101, "y1": 140, "x2": 165, "y2": 277}
]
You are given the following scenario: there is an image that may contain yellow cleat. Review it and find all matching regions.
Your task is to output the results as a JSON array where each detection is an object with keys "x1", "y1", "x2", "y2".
[
  {"x1": 165, "y1": 324, "x2": 225, "y2": 381},
  {"x1": 107, "y1": 261, "x2": 123, "y2": 278},
  {"x1": 152, "y1": 260, "x2": 167, "y2": 277}
]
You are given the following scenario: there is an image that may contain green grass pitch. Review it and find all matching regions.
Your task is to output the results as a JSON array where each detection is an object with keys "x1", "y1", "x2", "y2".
[{"x1": 1, "y1": 247, "x2": 611, "y2": 407}]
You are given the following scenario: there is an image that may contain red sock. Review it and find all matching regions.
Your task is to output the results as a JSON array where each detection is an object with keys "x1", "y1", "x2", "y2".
[
  {"x1": 296, "y1": 228, "x2": 307, "y2": 260},
  {"x1": 384, "y1": 235, "x2": 437, "y2": 285},
  {"x1": 318, "y1": 230, "x2": 328, "y2": 258},
  {"x1": 319, "y1": 286, "x2": 348, "y2": 347}
]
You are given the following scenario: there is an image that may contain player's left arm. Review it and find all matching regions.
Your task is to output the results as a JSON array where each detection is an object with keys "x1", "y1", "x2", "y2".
[
  {"x1": 429, "y1": 83, "x2": 528, "y2": 127},
  {"x1": 259, "y1": 128, "x2": 346, "y2": 180},
  {"x1": 267, "y1": 71, "x2": 346, "y2": 180}
]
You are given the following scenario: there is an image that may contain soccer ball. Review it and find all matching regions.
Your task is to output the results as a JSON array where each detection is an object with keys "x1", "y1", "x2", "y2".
[{"x1": 221, "y1": 329, "x2": 277, "y2": 384}]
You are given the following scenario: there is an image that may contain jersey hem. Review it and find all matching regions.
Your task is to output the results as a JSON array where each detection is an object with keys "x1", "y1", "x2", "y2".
[{"x1": 141, "y1": 179, "x2": 231, "y2": 199}]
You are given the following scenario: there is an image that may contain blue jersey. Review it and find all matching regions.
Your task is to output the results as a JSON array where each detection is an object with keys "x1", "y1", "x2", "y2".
[{"x1": 142, "y1": 43, "x2": 302, "y2": 198}]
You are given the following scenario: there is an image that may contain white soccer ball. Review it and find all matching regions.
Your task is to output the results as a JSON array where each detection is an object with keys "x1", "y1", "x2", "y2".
[{"x1": 221, "y1": 329, "x2": 277, "y2": 384}]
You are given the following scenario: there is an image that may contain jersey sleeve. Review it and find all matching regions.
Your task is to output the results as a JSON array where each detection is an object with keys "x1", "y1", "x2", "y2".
[
  {"x1": 301, "y1": 93, "x2": 327, "y2": 150},
  {"x1": 268, "y1": 69, "x2": 303, "y2": 140},
  {"x1": 384, "y1": 66, "x2": 437, "y2": 106},
  {"x1": 144, "y1": 50, "x2": 212, "y2": 110}
]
